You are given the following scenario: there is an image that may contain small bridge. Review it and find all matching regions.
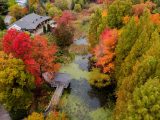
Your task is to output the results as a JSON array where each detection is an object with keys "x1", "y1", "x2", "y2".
[{"x1": 42, "y1": 72, "x2": 71, "y2": 116}]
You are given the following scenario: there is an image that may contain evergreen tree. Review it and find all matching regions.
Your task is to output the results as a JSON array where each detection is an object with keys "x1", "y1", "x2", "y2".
[
  {"x1": 116, "y1": 12, "x2": 155, "y2": 87},
  {"x1": 107, "y1": 0, "x2": 132, "y2": 28},
  {"x1": 115, "y1": 18, "x2": 138, "y2": 83},
  {"x1": 127, "y1": 78, "x2": 160, "y2": 119},
  {"x1": 88, "y1": 9, "x2": 102, "y2": 48},
  {"x1": 115, "y1": 29, "x2": 160, "y2": 119}
]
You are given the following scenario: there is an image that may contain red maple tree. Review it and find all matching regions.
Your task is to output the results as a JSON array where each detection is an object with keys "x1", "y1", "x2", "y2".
[
  {"x1": 32, "y1": 35, "x2": 60, "y2": 73},
  {"x1": 2, "y1": 29, "x2": 59, "y2": 87}
]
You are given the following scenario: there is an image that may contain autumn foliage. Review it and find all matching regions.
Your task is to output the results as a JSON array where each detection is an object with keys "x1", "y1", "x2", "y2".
[
  {"x1": 57, "y1": 11, "x2": 75, "y2": 25},
  {"x1": 97, "y1": 0, "x2": 113, "y2": 4},
  {"x1": 123, "y1": 15, "x2": 139, "y2": 24},
  {"x1": 53, "y1": 11, "x2": 74, "y2": 48},
  {"x1": 151, "y1": 13, "x2": 160, "y2": 25},
  {"x1": 132, "y1": 1, "x2": 156, "y2": 16},
  {"x1": 2, "y1": 29, "x2": 59, "y2": 86},
  {"x1": 93, "y1": 29, "x2": 118, "y2": 73},
  {"x1": 32, "y1": 35, "x2": 60, "y2": 73}
]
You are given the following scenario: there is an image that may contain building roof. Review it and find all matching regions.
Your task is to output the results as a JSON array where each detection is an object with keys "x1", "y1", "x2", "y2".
[{"x1": 9, "y1": 13, "x2": 51, "y2": 30}]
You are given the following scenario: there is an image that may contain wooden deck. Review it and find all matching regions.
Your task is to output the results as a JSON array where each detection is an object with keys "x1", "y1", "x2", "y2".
[
  {"x1": 43, "y1": 72, "x2": 71, "y2": 116},
  {"x1": 44, "y1": 84, "x2": 64, "y2": 116}
]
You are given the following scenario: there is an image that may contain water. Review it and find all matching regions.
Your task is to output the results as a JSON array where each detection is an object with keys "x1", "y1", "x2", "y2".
[{"x1": 58, "y1": 38, "x2": 115, "y2": 120}]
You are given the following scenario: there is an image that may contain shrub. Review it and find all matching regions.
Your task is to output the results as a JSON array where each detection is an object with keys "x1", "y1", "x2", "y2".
[
  {"x1": 27, "y1": 112, "x2": 44, "y2": 120},
  {"x1": 89, "y1": 68, "x2": 111, "y2": 88},
  {"x1": 54, "y1": 24, "x2": 74, "y2": 48},
  {"x1": 74, "y1": 4, "x2": 82, "y2": 12},
  {"x1": 45, "y1": 2, "x2": 62, "y2": 17},
  {"x1": 107, "y1": 0, "x2": 132, "y2": 28},
  {"x1": 54, "y1": 0, "x2": 68, "y2": 10}
]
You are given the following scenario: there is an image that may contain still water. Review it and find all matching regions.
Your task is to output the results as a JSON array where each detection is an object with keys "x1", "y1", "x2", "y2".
[{"x1": 58, "y1": 38, "x2": 115, "y2": 120}]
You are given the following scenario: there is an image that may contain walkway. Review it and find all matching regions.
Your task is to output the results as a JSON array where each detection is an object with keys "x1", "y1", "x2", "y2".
[
  {"x1": 0, "y1": 105, "x2": 11, "y2": 120},
  {"x1": 44, "y1": 84, "x2": 65, "y2": 116},
  {"x1": 43, "y1": 72, "x2": 71, "y2": 116}
]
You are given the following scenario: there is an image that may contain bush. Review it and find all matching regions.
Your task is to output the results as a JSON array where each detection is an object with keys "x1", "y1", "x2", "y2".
[
  {"x1": 54, "y1": 24, "x2": 74, "y2": 48},
  {"x1": 45, "y1": 2, "x2": 62, "y2": 17},
  {"x1": 74, "y1": 4, "x2": 82, "y2": 12},
  {"x1": 54, "y1": 0, "x2": 68, "y2": 10},
  {"x1": 89, "y1": 68, "x2": 111, "y2": 88},
  {"x1": 153, "y1": 7, "x2": 160, "y2": 14},
  {"x1": 27, "y1": 112, "x2": 44, "y2": 120},
  {"x1": 107, "y1": 0, "x2": 132, "y2": 28},
  {"x1": 48, "y1": 6, "x2": 62, "y2": 17},
  {"x1": 9, "y1": 4, "x2": 28, "y2": 19}
]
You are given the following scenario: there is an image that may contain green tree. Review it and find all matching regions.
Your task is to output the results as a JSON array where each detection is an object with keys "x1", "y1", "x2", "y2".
[
  {"x1": 115, "y1": 29, "x2": 160, "y2": 119},
  {"x1": 7, "y1": 0, "x2": 16, "y2": 7},
  {"x1": 0, "y1": 52, "x2": 35, "y2": 112},
  {"x1": 115, "y1": 12, "x2": 155, "y2": 87},
  {"x1": 89, "y1": 68, "x2": 111, "y2": 88},
  {"x1": 9, "y1": 4, "x2": 28, "y2": 19},
  {"x1": 0, "y1": 0, "x2": 8, "y2": 15},
  {"x1": 74, "y1": 4, "x2": 82, "y2": 12},
  {"x1": 45, "y1": 2, "x2": 62, "y2": 17},
  {"x1": 115, "y1": 18, "x2": 138, "y2": 84},
  {"x1": 0, "y1": 16, "x2": 6, "y2": 30},
  {"x1": 54, "y1": 0, "x2": 68, "y2": 10},
  {"x1": 127, "y1": 78, "x2": 160, "y2": 119},
  {"x1": 0, "y1": 30, "x2": 6, "y2": 50},
  {"x1": 88, "y1": 9, "x2": 102, "y2": 48},
  {"x1": 153, "y1": 0, "x2": 160, "y2": 7},
  {"x1": 107, "y1": 0, "x2": 132, "y2": 28}
]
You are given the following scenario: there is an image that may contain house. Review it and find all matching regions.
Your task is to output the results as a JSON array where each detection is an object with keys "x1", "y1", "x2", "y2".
[{"x1": 8, "y1": 13, "x2": 57, "y2": 35}]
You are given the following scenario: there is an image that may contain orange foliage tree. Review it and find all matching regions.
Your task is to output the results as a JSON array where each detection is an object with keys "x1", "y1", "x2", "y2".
[
  {"x1": 123, "y1": 15, "x2": 139, "y2": 24},
  {"x1": 151, "y1": 13, "x2": 160, "y2": 25},
  {"x1": 93, "y1": 29, "x2": 118, "y2": 74}
]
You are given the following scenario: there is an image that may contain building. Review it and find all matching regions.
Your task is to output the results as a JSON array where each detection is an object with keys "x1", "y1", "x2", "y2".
[{"x1": 8, "y1": 13, "x2": 57, "y2": 35}]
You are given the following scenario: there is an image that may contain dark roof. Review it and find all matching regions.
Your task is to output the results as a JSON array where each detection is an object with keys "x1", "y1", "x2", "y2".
[{"x1": 10, "y1": 13, "x2": 51, "y2": 30}]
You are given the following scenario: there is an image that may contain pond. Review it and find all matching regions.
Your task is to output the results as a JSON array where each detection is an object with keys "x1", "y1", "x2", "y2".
[{"x1": 58, "y1": 38, "x2": 115, "y2": 120}]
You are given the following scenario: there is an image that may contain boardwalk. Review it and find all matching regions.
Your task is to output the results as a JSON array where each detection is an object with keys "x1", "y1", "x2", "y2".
[
  {"x1": 0, "y1": 105, "x2": 11, "y2": 120},
  {"x1": 44, "y1": 85, "x2": 64, "y2": 116},
  {"x1": 43, "y1": 73, "x2": 71, "y2": 116}
]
